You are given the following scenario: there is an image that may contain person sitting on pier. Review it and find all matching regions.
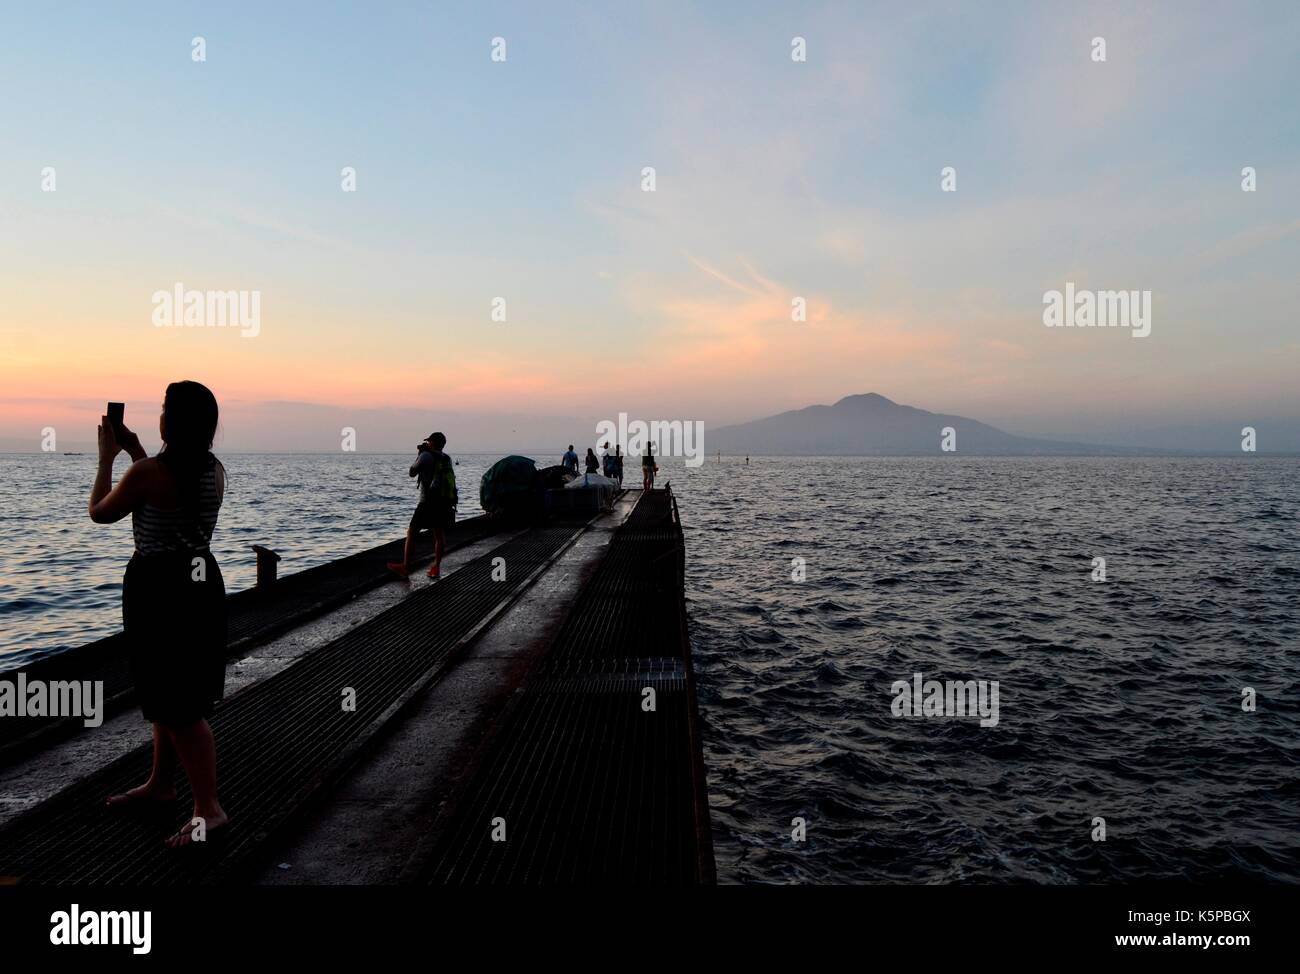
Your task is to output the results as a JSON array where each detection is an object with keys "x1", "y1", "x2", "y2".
[
  {"x1": 89, "y1": 380, "x2": 231, "y2": 849},
  {"x1": 642, "y1": 442, "x2": 658, "y2": 491},
  {"x1": 388, "y1": 432, "x2": 457, "y2": 579},
  {"x1": 585, "y1": 447, "x2": 600, "y2": 474},
  {"x1": 562, "y1": 444, "x2": 579, "y2": 476}
]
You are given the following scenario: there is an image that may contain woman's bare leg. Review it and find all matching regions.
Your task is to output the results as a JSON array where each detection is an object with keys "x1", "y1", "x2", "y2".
[
  {"x1": 105, "y1": 722, "x2": 177, "y2": 805},
  {"x1": 163, "y1": 718, "x2": 229, "y2": 846}
]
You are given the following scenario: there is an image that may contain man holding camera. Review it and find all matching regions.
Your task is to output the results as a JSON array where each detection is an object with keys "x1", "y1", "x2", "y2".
[{"x1": 388, "y1": 431, "x2": 457, "y2": 579}]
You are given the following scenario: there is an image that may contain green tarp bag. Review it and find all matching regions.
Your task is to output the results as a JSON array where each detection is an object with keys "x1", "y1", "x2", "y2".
[{"x1": 479, "y1": 455, "x2": 542, "y2": 516}]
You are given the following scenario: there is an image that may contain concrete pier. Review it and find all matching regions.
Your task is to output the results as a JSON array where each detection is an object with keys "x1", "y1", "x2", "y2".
[{"x1": 0, "y1": 489, "x2": 714, "y2": 885}]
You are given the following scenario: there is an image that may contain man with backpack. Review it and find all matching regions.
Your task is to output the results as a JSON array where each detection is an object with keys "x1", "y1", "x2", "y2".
[{"x1": 388, "y1": 431, "x2": 457, "y2": 579}]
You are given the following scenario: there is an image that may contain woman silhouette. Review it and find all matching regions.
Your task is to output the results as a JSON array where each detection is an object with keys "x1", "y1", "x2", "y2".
[{"x1": 89, "y1": 381, "x2": 230, "y2": 848}]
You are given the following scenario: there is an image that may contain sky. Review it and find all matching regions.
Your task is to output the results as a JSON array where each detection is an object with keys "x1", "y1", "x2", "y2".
[{"x1": 1, "y1": 0, "x2": 1298, "y2": 452}]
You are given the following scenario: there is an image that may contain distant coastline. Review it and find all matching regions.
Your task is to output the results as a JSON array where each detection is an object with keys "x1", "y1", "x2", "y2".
[{"x1": 3, "y1": 391, "x2": 1297, "y2": 457}]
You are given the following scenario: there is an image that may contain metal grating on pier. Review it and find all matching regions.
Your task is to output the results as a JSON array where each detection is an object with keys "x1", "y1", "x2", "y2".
[
  {"x1": 0, "y1": 520, "x2": 588, "y2": 885},
  {"x1": 416, "y1": 489, "x2": 715, "y2": 884},
  {"x1": 0, "y1": 516, "x2": 498, "y2": 766}
]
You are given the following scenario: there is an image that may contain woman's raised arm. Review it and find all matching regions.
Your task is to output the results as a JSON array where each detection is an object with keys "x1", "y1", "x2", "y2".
[{"x1": 89, "y1": 418, "x2": 150, "y2": 523}]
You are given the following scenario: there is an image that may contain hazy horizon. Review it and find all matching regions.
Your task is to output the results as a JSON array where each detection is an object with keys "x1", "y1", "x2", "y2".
[{"x1": 6, "y1": 388, "x2": 1300, "y2": 456}]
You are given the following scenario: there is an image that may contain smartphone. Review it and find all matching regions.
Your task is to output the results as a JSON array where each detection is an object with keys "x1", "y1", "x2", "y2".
[{"x1": 107, "y1": 402, "x2": 125, "y2": 436}]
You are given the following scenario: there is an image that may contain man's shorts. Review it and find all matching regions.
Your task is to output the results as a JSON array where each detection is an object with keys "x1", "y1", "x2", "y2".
[{"x1": 411, "y1": 499, "x2": 455, "y2": 531}]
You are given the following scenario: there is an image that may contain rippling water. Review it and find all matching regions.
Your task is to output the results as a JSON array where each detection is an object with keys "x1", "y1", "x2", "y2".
[
  {"x1": 0, "y1": 453, "x2": 504, "y2": 665},
  {"x1": 672, "y1": 456, "x2": 1300, "y2": 884},
  {"x1": 3, "y1": 453, "x2": 1298, "y2": 883}
]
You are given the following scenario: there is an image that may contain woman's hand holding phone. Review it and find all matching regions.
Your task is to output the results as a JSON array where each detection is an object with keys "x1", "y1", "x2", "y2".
[
  {"x1": 118, "y1": 425, "x2": 145, "y2": 461},
  {"x1": 97, "y1": 416, "x2": 121, "y2": 463}
]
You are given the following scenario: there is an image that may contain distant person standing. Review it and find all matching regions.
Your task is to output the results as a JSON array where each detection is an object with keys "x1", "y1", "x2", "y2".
[
  {"x1": 562, "y1": 444, "x2": 579, "y2": 476},
  {"x1": 585, "y1": 447, "x2": 599, "y2": 474},
  {"x1": 602, "y1": 443, "x2": 623, "y2": 487},
  {"x1": 642, "y1": 442, "x2": 658, "y2": 490},
  {"x1": 612, "y1": 445, "x2": 625, "y2": 487},
  {"x1": 388, "y1": 431, "x2": 457, "y2": 579}
]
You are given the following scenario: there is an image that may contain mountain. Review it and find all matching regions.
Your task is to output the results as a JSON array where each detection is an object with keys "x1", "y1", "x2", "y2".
[{"x1": 707, "y1": 393, "x2": 1147, "y2": 456}]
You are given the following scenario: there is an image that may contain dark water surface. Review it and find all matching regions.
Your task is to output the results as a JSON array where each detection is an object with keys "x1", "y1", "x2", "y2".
[
  {"x1": 2, "y1": 454, "x2": 1297, "y2": 883},
  {"x1": 672, "y1": 456, "x2": 1300, "y2": 884},
  {"x1": 0, "y1": 453, "x2": 502, "y2": 665}
]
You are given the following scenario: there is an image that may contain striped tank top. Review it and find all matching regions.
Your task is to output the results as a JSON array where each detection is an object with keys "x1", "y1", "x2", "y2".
[{"x1": 132, "y1": 460, "x2": 222, "y2": 555}]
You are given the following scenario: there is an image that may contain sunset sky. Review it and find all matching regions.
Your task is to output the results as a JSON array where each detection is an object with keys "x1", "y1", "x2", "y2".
[{"x1": 2, "y1": 1, "x2": 1297, "y2": 452}]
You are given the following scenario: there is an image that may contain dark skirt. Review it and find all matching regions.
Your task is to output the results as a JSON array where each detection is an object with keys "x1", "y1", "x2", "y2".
[{"x1": 122, "y1": 550, "x2": 227, "y2": 728}]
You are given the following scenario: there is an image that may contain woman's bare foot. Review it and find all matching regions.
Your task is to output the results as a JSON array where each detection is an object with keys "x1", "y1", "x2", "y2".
[
  {"x1": 105, "y1": 781, "x2": 176, "y2": 807},
  {"x1": 164, "y1": 807, "x2": 230, "y2": 849}
]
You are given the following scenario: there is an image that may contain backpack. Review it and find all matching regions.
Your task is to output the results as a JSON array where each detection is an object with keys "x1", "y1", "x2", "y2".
[{"x1": 425, "y1": 451, "x2": 457, "y2": 507}]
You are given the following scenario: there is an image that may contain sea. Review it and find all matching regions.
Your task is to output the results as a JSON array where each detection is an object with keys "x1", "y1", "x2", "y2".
[{"x1": 2, "y1": 453, "x2": 1298, "y2": 883}]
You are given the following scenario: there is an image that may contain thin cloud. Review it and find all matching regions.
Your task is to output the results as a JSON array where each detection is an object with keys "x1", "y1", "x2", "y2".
[{"x1": 683, "y1": 253, "x2": 776, "y2": 298}]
